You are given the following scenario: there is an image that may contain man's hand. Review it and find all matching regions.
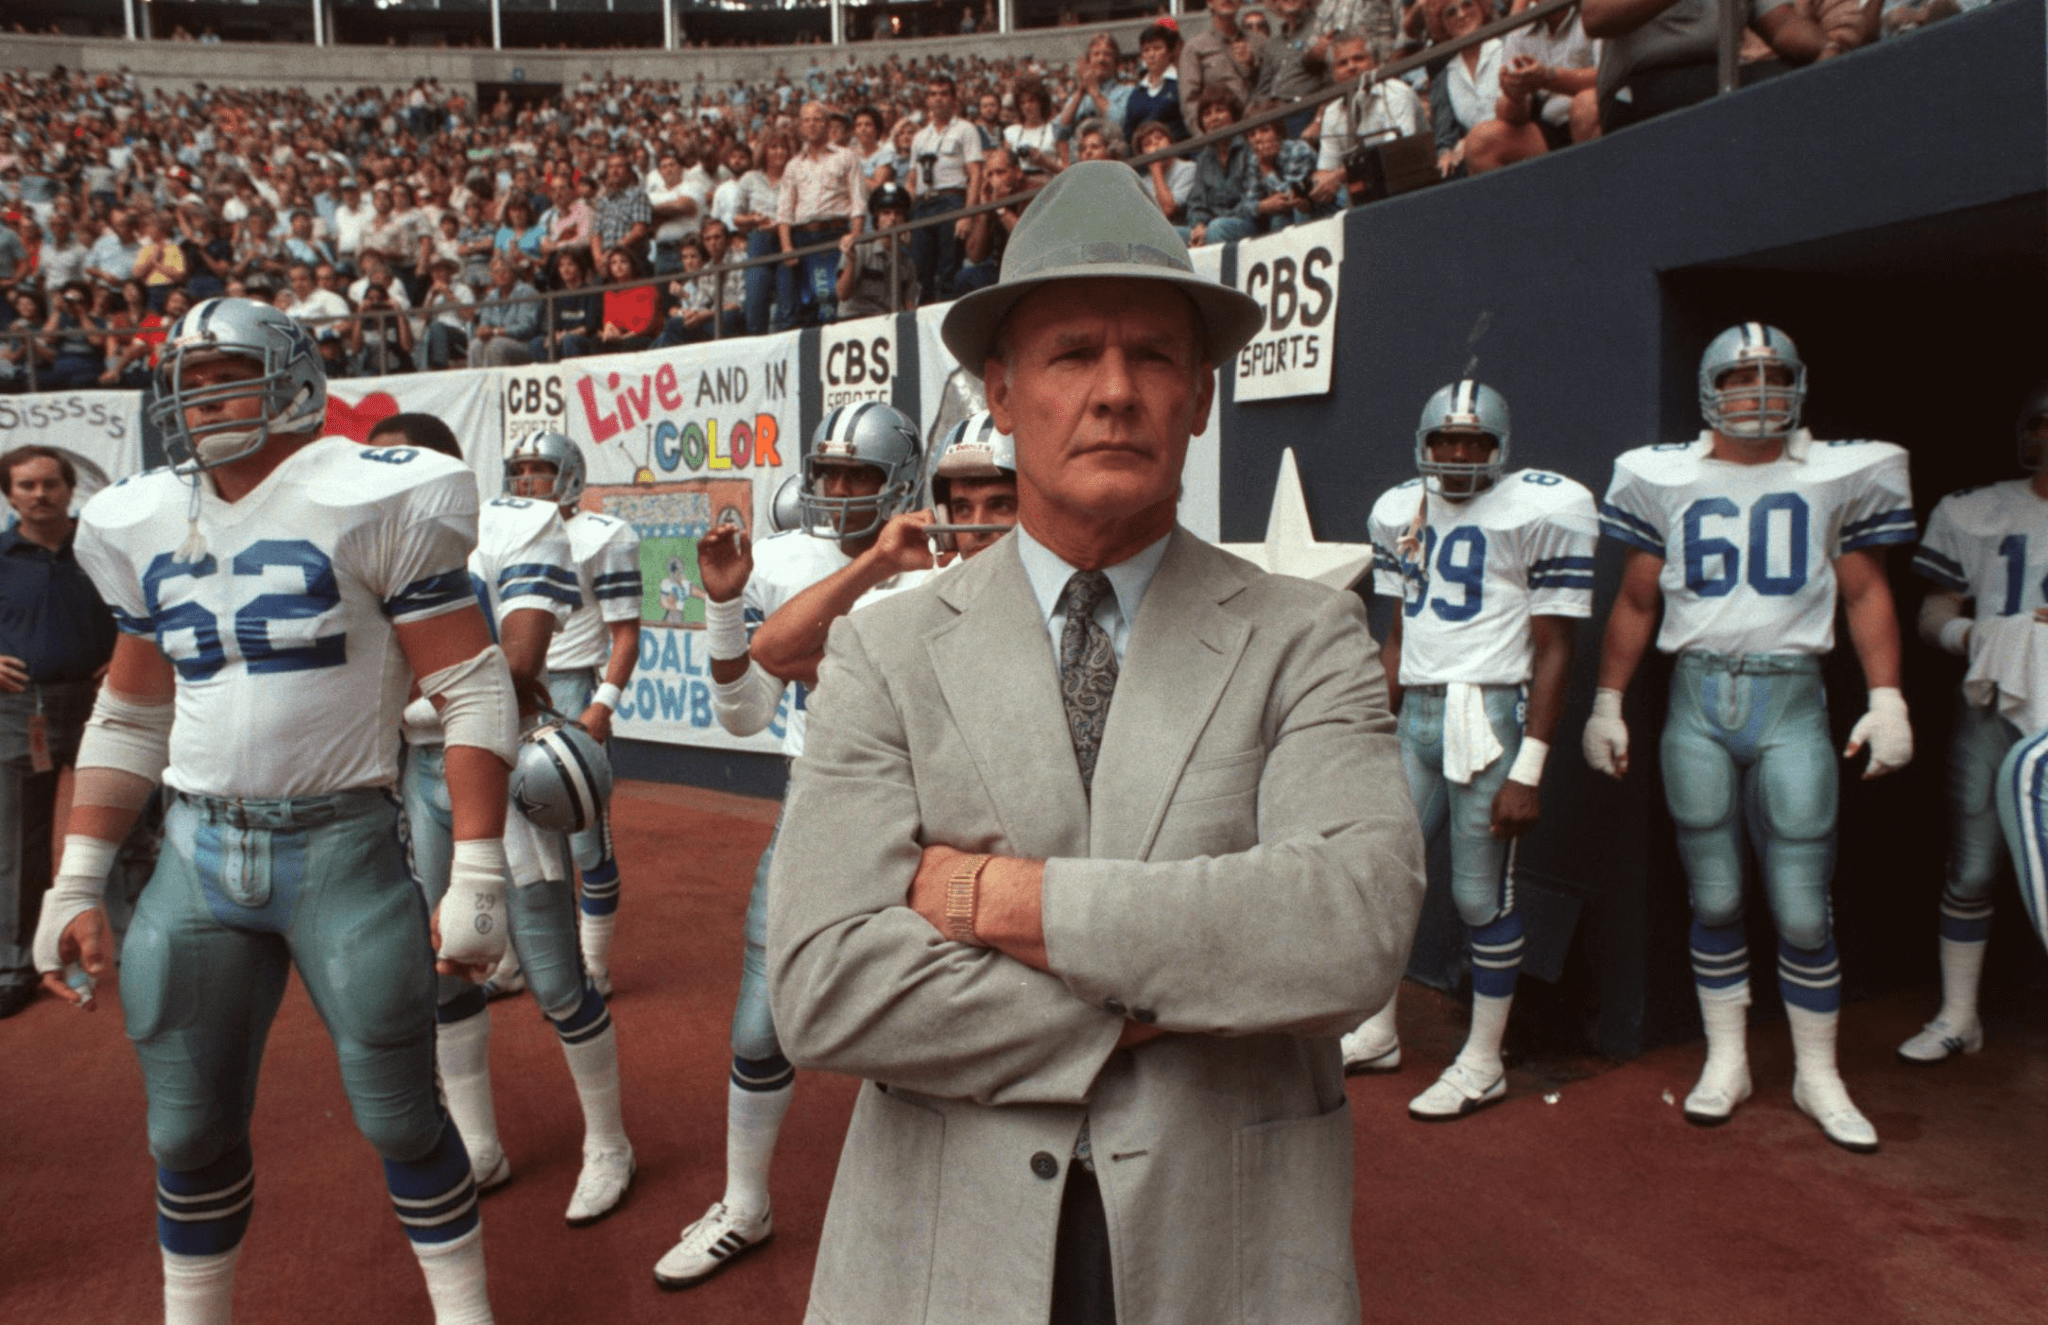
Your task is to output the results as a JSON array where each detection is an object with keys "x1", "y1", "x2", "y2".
[
  {"x1": 0, "y1": 655, "x2": 28, "y2": 694},
  {"x1": 436, "y1": 839, "x2": 510, "y2": 982},
  {"x1": 697, "y1": 522, "x2": 754, "y2": 602},
  {"x1": 906, "y1": 841, "x2": 969, "y2": 933},
  {"x1": 872, "y1": 509, "x2": 939, "y2": 576},
  {"x1": 38, "y1": 908, "x2": 112, "y2": 1009},
  {"x1": 1583, "y1": 687, "x2": 1629, "y2": 778},
  {"x1": 1490, "y1": 780, "x2": 1540, "y2": 839},
  {"x1": 1844, "y1": 687, "x2": 1912, "y2": 779},
  {"x1": 838, "y1": 231, "x2": 857, "y2": 256},
  {"x1": 578, "y1": 701, "x2": 614, "y2": 744}
]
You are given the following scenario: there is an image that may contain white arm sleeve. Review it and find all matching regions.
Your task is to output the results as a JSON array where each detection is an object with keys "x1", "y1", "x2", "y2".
[
  {"x1": 714, "y1": 661, "x2": 787, "y2": 738},
  {"x1": 421, "y1": 644, "x2": 520, "y2": 767},
  {"x1": 75, "y1": 686, "x2": 174, "y2": 786}
]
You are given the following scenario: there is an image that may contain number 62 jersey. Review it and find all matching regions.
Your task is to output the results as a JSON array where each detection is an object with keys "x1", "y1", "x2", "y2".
[
  {"x1": 73, "y1": 437, "x2": 482, "y2": 800},
  {"x1": 1598, "y1": 431, "x2": 1915, "y2": 656},
  {"x1": 1369, "y1": 469, "x2": 1599, "y2": 687}
]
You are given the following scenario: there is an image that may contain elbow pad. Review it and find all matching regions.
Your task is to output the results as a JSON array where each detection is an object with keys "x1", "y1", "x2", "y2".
[
  {"x1": 76, "y1": 687, "x2": 174, "y2": 785},
  {"x1": 421, "y1": 644, "x2": 520, "y2": 768},
  {"x1": 713, "y1": 662, "x2": 785, "y2": 738}
]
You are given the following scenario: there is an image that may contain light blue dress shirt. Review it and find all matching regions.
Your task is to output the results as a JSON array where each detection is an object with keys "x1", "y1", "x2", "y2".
[{"x1": 1014, "y1": 523, "x2": 1171, "y2": 670}]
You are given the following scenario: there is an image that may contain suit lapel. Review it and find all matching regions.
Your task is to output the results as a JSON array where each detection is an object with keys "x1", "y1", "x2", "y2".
[
  {"x1": 927, "y1": 540, "x2": 1093, "y2": 861},
  {"x1": 1089, "y1": 529, "x2": 1252, "y2": 861}
]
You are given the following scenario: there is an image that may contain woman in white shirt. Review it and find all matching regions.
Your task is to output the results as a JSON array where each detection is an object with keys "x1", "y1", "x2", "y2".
[
  {"x1": 1426, "y1": 0, "x2": 1505, "y2": 178},
  {"x1": 1002, "y1": 79, "x2": 1067, "y2": 187}
]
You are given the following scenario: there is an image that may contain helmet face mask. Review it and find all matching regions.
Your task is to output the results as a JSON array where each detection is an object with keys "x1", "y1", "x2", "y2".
[
  {"x1": 147, "y1": 297, "x2": 327, "y2": 475},
  {"x1": 1414, "y1": 379, "x2": 1509, "y2": 500},
  {"x1": 504, "y1": 430, "x2": 586, "y2": 508},
  {"x1": 1699, "y1": 323, "x2": 1805, "y2": 442},
  {"x1": 797, "y1": 403, "x2": 922, "y2": 542}
]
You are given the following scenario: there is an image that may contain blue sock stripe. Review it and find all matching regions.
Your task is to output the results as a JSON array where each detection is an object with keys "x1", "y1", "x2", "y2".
[
  {"x1": 1689, "y1": 918, "x2": 1747, "y2": 954},
  {"x1": 158, "y1": 1144, "x2": 255, "y2": 1256},
  {"x1": 384, "y1": 1121, "x2": 481, "y2": 1245},
  {"x1": 1469, "y1": 914, "x2": 1523, "y2": 999},
  {"x1": 1777, "y1": 938, "x2": 1843, "y2": 1012},
  {"x1": 437, "y1": 984, "x2": 489, "y2": 1025},
  {"x1": 551, "y1": 980, "x2": 611, "y2": 1044},
  {"x1": 731, "y1": 1053, "x2": 795, "y2": 1093},
  {"x1": 1939, "y1": 888, "x2": 1994, "y2": 942},
  {"x1": 1690, "y1": 918, "x2": 1750, "y2": 989},
  {"x1": 581, "y1": 860, "x2": 620, "y2": 888}
]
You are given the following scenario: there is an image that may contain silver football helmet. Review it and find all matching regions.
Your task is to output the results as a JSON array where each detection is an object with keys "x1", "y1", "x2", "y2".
[
  {"x1": 797, "y1": 402, "x2": 922, "y2": 541},
  {"x1": 1415, "y1": 379, "x2": 1509, "y2": 497},
  {"x1": 505, "y1": 430, "x2": 587, "y2": 508},
  {"x1": 929, "y1": 410, "x2": 1017, "y2": 508},
  {"x1": 1699, "y1": 322, "x2": 1805, "y2": 440},
  {"x1": 148, "y1": 297, "x2": 327, "y2": 473},
  {"x1": 511, "y1": 719, "x2": 614, "y2": 835},
  {"x1": 2017, "y1": 381, "x2": 2048, "y2": 473},
  {"x1": 767, "y1": 473, "x2": 804, "y2": 534}
]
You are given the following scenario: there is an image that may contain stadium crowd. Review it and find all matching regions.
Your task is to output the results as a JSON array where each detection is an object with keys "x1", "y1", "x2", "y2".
[{"x1": 0, "y1": 0, "x2": 2001, "y2": 387}]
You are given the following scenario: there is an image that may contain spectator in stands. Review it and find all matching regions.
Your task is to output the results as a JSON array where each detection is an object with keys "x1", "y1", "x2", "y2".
[
  {"x1": 0, "y1": 218, "x2": 30, "y2": 302},
  {"x1": 954, "y1": 146, "x2": 1023, "y2": 297},
  {"x1": 731, "y1": 131, "x2": 792, "y2": 336},
  {"x1": 282, "y1": 208, "x2": 337, "y2": 273},
  {"x1": 1246, "y1": 100, "x2": 1326, "y2": 230},
  {"x1": 347, "y1": 278, "x2": 413, "y2": 377},
  {"x1": 1428, "y1": 0, "x2": 1507, "y2": 178},
  {"x1": 1074, "y1": 118, "x2": 1125, "y2": 162},
  {"x1": 494, "y1": 195, "x2": 546, "y2": 277},
  {"x1": 1311, "y1": 31, "x2": 1428, "y2": 207},
  {"x1": 1584, "y1": 0, "x2": 1802, "y2": 133},
  {"x1": 1183, "y1": 0, "x2": 1268, "y2": 121},
  {"x1": 349, "y1": 250, "x2": 413, "y2": 322},
  {"x1": 130, "y1": 214, "x2": 187, "y2": 314},
  {"x1": 1461, "y1": 1, "x2": 1602, "y2": 170},
  {"x1": 1, "y1": 291, "x2": 51, "y2": 393},
  {"x1": 591, "y1": 150, "x2": 654, "y2": 278},
  {"x1": 649, "y1": 149, "x2": 707, "y2": 276},
  {"x1": 539, "y1": 174, "x2": 595, "y2": 281},
  {"x1": 781, "y1": 101, "x2": 867, "y2": 328},
  {"x1": 851, "y1": 106, "x2": 898, "y2": 187},
  {"x1": 331, "y1": 178, "x2": 374, "y2": 274},
  {"x1": 1254, "y1": 0, "x2": 1335, "y2": 135},
  {"x1": 99, "y1": 279, "x2": 159, "y2": 388},
  {"x1": 1126, "y1": 23, "x2": 1189, "y2": 144},
  {"x1": 973, "y1": 90, "x2": 1007, "y2": 152},
  {"x1": 1004, "y1": 79, "x2": 1068, "y2": 190},
  {"x1": 655, "y1": 237, "x2": 720, "y2": 346},
  {"x1": 1132, "y1": 118, "x2": 1199, "y2": 228},
  {"x1": 82, "y1": 207, "x2": 139, "y2": 294},
  {"x1": 556, "y1": 246, "x2": 661, "y2": 358},
  {"x1": 454, "y1": 195, "x2": 496, "y2": 290},
  {"x1": 698, "y1": 218, "x2": 747, "y2": 336},
  {"x1": 281, "y1": 258, "x2": 351, "y2": 374},
  {"x1": 37, "y1": 213, "x2": 88, "y2": 299},
  {"x1": 1060, "y1": 33, "x2": 1135, "y2": 139},
  {"x1": 537, "y1": 247, "x2": 604, "y2": 361},
  {"x1": 468, "y1": 252, "x2": 544, "y2": 367},
  {"x1": 908, "y1": 74, "x2": 982, "y2": 302},
  {"x1": 40, "y1": 281, "x2": 105, "y2": 390},
  {"x1": 1180, "y1": 89, "x2": 1260, "y2": 247},
  {"x1": 415, "y1": 256, "x2": 475, "y2": 371},
  {"x1": 836, "y1": 182, "x2": 918, "y2": 319},
  {"x1": 1741, "y1": 0, "x2": 1880, "y2": 70}
]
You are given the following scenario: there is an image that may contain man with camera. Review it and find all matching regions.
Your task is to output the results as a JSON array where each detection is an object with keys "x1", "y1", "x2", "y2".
[{"x1": 906, "y1": 75, "x2": 983, "y2": 302}]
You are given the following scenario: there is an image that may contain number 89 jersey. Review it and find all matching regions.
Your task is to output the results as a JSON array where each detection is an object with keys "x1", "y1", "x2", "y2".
[
  {"x1": 1599, "y1": 432, "x2": 1915, "y2": 656},
  {"x1": 1370, "y1": 469, "x2": 1599, "y2": 687},
  {"x1": 74, "y1": 438, "x2": 481, "y2": 799}
]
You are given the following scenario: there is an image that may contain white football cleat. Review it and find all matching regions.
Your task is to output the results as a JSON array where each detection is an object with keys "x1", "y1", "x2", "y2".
[
  {"x1": 653, "y1": 1202, "x2": 774, "y2": 1291},
  {"x1": 473, "y1": 1148, "x2": 512, "y2": 1195},
  {"x1": 1895, "y1": 1015, "x2": 1983, "y2": 1065},
  {"x1": 1793, "y1": 1074, "x2": 1878, "y2": 1153},
  {"x1": 1682, "y1": 1066, "x2": 1753, "y2": 1127},
  {"x1": 1339, "y1": 1025, "x2": 1401, "y2": 1075},
  {"x1": 586, "y1": 961, "x2": 613, "y2": 999},
  {"x1": 1407, "y1": 1059, "x2": 1506, "y2": 1121},
  {"x1": 565, "y1": 1145, "x2": 635, "y2": 1227}
]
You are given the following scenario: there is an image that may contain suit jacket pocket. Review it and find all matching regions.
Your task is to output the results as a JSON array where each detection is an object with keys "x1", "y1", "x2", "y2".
[
  {"x1": 1233, "y1": 1099, "x2": 1360, "y2": 1325},
  {"x1": 1173, "y1": 747, "x2": 1265, "y2": 805},
  {"x1": 812, "y1": 1082, "x2": 944, "y2": 1325}
]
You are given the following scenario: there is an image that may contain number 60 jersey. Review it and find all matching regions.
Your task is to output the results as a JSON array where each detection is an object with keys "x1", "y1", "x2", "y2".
[
  {"x1": 73, "y1": 437, "x2": 481, "y2": 800},
  {"x1": 1369, "y1": 470, "x2": 1599, "y2": 686},
  {"x1": 1599, "y1": 432, "x2": 1915, "y2": 656}
]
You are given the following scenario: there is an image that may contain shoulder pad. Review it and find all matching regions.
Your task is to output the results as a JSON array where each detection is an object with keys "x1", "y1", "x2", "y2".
[
  {"x1": 1614, "y1": 439, "x2": 1706, "y2": 485},
  {"x1": 1370, "y1": 481, "x2": 1427, "y2": 524},
  {"x1": 294, "y1": 437, "x2": 477, "y2": 514},
  {"x1": 77, "y1": 466, "x2": 186, "y2": 534}
]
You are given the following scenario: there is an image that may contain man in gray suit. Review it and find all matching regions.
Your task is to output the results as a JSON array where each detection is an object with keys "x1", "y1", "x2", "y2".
[{"x1": 766, "y1": 161, "x2": 1425, "y2": 1325}]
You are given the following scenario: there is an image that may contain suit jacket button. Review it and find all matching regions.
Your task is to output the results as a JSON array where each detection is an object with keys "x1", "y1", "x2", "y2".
[
  {"x1": 1103, "y1": 999, "x2": 1127, "y2": 1016},
  {"x1": 1133, "y1": 1007, "x2": 1157, "y2": 1024},
  {"x1": 1030, "y1": 1151, "x2": 1060, "y2": 1180}
]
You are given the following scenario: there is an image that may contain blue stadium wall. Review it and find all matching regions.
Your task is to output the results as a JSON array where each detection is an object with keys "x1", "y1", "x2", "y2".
[{"x1": 596, "y1": 2, "x2": 2045, "y2": 1057}]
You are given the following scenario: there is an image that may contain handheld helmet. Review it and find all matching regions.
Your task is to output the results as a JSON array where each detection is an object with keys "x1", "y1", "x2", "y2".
[
  {"x1": 868, "y1": 181, "x2": 911, "y2": 222},
  {"x1": 767, "y1": 473, "x2": 805, "y2": 534},
  {"x1": 2017, "y1": 381, "x2": 2048, "y2": 473},
  {"x1": 148, "y1": 297, "x2": 327, "y2": 474},
  {"x1": 1699, "y1": 322, "x2": 1805, "y2": 440},
  {"x1": 511, "y1": 719, "x2": 614, "y2": 835},
  {"x1": 505, "y1": 430, "x2": 587, "y2": 508},
  {"x1": 797, "y1": 402, "x2": 922, "y2": 541},
  {"x1": 1415, "y1": 379, "x2": 1509, "y2": 497},
  {"x1": 929, "y1": 410, "x2": 1017, "y2": 509}
]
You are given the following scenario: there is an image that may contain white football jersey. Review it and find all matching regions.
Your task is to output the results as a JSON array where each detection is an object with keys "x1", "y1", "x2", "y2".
[
  {"x1": 75, "y1": 437, "x2": 479, "y2": 799},
  {"x1": 1912, "y1": 479, "x2": 2048, "y2": 620},
  {"x1": 548, "y1": 509, "x2": 643, "y2": 672},
  {"x1": 1600, "y1": 431, "x2": 1915, "y2": 656},
  {"x1": 743, "y1": 529, "x2": 852, "y2": 758},
  {"x1": 1370, "y1": 470, "x2": 1598, "y2": 686}
]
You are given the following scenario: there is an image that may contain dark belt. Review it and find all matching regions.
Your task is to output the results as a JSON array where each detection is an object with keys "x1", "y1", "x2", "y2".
[
  {"x1": 792, "y1": 217, "x2": 852, "y2": 235},
  {"x1": 177, "y1": 788, "x2": 384, "y2": 829}
]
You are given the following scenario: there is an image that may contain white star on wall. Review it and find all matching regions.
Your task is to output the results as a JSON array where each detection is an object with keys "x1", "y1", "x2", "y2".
[{"x1": 1217, "y1": 448, "x2": 1375, "y2": 591}]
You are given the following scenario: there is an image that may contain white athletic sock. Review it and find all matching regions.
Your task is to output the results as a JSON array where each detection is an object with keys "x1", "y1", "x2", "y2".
[
  {"x1": 561, "y1": 1023, "x2": 630, "y2": 1154},
  {"x1": 579, "y1": 912, "x2": 617, "y2": 973},
  {"x1": 164, "y1": 1247, "x2": 239, "y2": 1325},
  {"x1": 412, "y1": 1224, "x2": 495, "y2": 1325},
  {"x1": 721, "y1": 1080, "x2": 793, "y2": 1221},
  {"x1": 1457, "y1": 991, "x2": 1513, "y2": 1076},
  {"x1": 1693, "y1": 981, "x2": 1751, "y2": 1098},
  {"x1": 438, "y1": 1009, "x2": 503, "y2": 1173},
  {"x1": 1355, "y1": 995, "x2": 1400, "y2": 1049},
  {"x1": 1785, "y1": 1000, "x2": 1846, "y2": 1089},
  {"x1": 1936, "y1": 935, "x2": 1987, "y2": 1028}
]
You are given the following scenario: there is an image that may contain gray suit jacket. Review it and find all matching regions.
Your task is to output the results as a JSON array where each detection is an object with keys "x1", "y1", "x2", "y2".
[{"x1": 767, "y1": 527, "x2": 1424, "y2": 1325}]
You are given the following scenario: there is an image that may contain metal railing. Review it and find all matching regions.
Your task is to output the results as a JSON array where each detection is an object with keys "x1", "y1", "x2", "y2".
[{"x1": 0, "y1": 0, "x2": 1780, "y2": 394}]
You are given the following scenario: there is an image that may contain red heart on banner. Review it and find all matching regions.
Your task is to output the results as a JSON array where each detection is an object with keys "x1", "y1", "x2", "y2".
[{"x1": 325, "y1": 391, "x2": 401, "y2": 441}]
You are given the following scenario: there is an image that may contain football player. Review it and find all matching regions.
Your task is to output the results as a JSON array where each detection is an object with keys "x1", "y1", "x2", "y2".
[
  {"x1": 1996, "y1": 725, "x2": 2048, "y2": 958},
  {"x1": 504, "y1": 431, "x2": 643, "y2": 997},
  {"x1": 1912, "y1": 382, "x2": 2048, "y2": 1050},
  {"x1": 377, "y1": 415, "x2": 636, "y2": 1229},
  {"x1": 652, "y1": 401, "x2": 923, "y2": 1291},
  {"x1": 1345, "y1": 381, "x2": 1597, "y2": 1119},
  {"x1": 1584, "y1": 323, "x2": 1916, "y2": 1153},
  {"x1": 34, "y1": 299, "x2": 515, "y2": 1324}
]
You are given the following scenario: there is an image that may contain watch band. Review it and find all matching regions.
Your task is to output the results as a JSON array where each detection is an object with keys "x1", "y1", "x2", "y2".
[{"x1": 944, "y1": 854, "x2": 991, "y2": 944}]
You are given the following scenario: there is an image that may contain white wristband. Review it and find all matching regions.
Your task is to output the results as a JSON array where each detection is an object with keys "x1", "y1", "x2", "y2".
[
  {"x1": 1506, "y1": 736, "x2": 1549, "y2": 787},
  {"x1": 1592, "y1": 687, "x2": 1624, "y2": 719},
  {"x1": 32, "y1": 835, "x2": 119, "y2": 973},
  {"x1": 593, "y1": 681, "x2": 623, "y2": 711},
  {"x1": 56, "y1": 834, "x2": 119, "y2": 885},
  {"x1": 1869, "y1": 685, "x2": 1907, "y2": 716},
  {"x1": 704, "y1": 595, "x2": 750, "y2": 661},
  {"x1": 1938, "y1": 617, "x2": 1972, "y2": 657}
]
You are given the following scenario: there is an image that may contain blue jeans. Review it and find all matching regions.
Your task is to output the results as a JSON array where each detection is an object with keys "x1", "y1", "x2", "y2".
[
  {"x1": 787, "y1": 222, "x2": 846, "y2": 326},
  {"x1": 1176, "y1": 216, "x2": 1255, "y2": 248},
  {"x1": 744, "y1": 228, "x2": 796, "y2": 335},
  {"x1": 910, "y1": 190, "x2": 966, "y2": 302}
]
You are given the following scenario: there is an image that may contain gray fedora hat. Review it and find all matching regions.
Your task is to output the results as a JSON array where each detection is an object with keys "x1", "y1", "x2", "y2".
[{"x1": 940, "y1": 160, "x2": 1265, "y2": 379}]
